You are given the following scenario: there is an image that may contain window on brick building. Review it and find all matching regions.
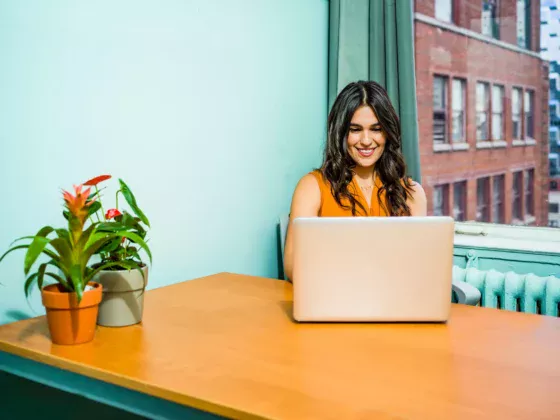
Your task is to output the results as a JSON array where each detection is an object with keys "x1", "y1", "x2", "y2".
[
  {"x1": 453, "y1": 181, "x2": 467, "y2": 221},
  {"x1": 517, "y1": 0, "x2": 531, "y2": 48},
  {"x1": 476, "y1": 82, "x2": 490, "y2": 142},
  {"x1": 524, "y1": 169, "x2": 534, "y2": 217},
  {"x1": 433, "y1": 184, "x2": 449, "y2": 216},
  {"x1": 524, "y1": 90, "x2": 534, "y2": 139},
  {"x1": 492, "y1": 175, "x2": 505, "y2": 223},
  {"x1": 433, "y1": 75, "x2": 448, "y2": 144},
  {"x1": 476, "y1": 177, "x2": 491, "y2": 222},
  {"x1": 491, "y1": 85, "x2": 504, "y2": 141},
  {"x1": 512, "y1": 87, "x2": 522, "y2": 139},
  {"x1": 452, "y1": 79, "x2": 466, "y2": 142},
  {"x1": 482, "y1": 0, "x2": 499, "y2": 39},
  {"x1": 435, "y1": 0, "x2": 453, "y2": 23},
  {"x1": 512, "y1": 171, "x2": 523, "y2": 220}
]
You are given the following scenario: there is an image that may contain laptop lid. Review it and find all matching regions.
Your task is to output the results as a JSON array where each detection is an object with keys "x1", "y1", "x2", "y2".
[{"x1": 292, "y1": 217, "x2": 454, "y2": 322}]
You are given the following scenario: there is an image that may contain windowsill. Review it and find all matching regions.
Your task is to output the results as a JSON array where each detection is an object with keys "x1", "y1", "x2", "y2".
[
  {"x1": 511, "y1": 216, "x2": 536, "y2": 226},
  {"x1": 454, "y1": 221, "x2": 560, "y2": 254},
  {"x1": 433, "y1": 142, "x2": 470, "y2": 152},
  {"x1": 452, "y1": 142, "x2": 469, "y2": 151},
  {"x1": 513, "y1": 139, "x2": 537, "y2": 147},
  {"x1": 433, "y1": 143, "x2": 452, "y2": 152},
  {"x1": 476, "y1": 140, "x2": 507, "y2": 149}
]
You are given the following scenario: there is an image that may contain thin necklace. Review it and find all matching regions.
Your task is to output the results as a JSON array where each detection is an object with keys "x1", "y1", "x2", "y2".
[{"x1": 356, "y1": 172, "x2": 376, "y2": 192}]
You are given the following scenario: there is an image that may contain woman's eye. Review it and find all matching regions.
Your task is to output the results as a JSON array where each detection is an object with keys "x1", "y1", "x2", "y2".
[
  {"x1": 349, "y1": 128, "x2": 360, "y2": 133},
  {"x1": 371, "y1": 128, "x2": 381, "y2": 132}
]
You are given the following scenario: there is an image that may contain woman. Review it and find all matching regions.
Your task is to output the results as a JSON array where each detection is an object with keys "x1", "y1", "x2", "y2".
[{"x1": 284, "y1": 80, "x2": 427, "y2": 281}]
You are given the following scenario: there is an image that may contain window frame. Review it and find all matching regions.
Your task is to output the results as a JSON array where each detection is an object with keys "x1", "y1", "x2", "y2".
[
  {"x1": 433, "y1": 75, "x2": 449, "y2": 144},
  {"x1": 476, "y1": 177, "x2": 491, "y2": 222},
  {"x1": 453, "y1": 181, "x2": 467, "y2": 222},
  {"x1": 451, "y1": 78, "x2": 467, "y2": 143},
  {"x1": 476, "y1": 82, "x2": 491, "y2": 142},
  {"x1": 512, "y1": 171, "x2": 524, "y2": 221},
  {"x1": 491, "y1": 85, "x2": 504, "y2": 141},
  {"x1": 512, "y1": 87, "x2": 523, "y2": 140},
  {"x1": 492, "y1": 174, "x2": 505, "y2": 223}
]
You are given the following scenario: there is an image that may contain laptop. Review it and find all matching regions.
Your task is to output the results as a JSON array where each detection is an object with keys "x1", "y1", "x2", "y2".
[{"x1": 291, "y1": 216, "x2": 455, "y2": 322}]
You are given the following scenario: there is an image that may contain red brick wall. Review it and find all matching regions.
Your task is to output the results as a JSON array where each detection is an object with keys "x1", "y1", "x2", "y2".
[
  {"x1": 415, "y1": 1, "x2": 541, "y2": 52},
  {"x1": 415, "y1": 20, "x2": 548, "y2": 225}
]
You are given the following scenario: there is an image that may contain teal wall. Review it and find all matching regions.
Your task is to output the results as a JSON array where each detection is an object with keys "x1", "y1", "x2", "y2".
[{"x1": 0, "y1": 0, "x2": 328, "y2": 324}]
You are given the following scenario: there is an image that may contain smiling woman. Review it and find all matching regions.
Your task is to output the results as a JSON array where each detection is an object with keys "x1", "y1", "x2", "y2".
[{"x1": 282, "y1": 80, "x2": 427, "y2": 281}]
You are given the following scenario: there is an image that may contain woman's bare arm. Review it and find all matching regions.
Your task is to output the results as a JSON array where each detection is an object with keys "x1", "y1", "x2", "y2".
[{"x1": 283, "y1": 174, "x2": 321, "y2": 282}]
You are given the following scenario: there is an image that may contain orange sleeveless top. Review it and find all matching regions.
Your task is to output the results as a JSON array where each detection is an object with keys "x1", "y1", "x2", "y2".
[{"x1": 310, "y1": 170, "x2": 389, "y2": 217}]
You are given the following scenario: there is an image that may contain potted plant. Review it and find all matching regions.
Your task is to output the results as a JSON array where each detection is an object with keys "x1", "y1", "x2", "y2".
[
  {"x1": 0, "y1": 184, "x2": 126, "y2": 345},
  {"x1": 83, "y1": 175, "x2": 152, "y2": 327}
]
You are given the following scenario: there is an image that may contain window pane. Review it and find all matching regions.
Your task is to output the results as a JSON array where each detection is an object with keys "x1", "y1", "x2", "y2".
[
  {"x1": 525, "y1": 169, "x2": 534, "y2": 216},
  {"x1": 452, "y1": 79, "x2": 465, "y2": 142},
  {"x1": 512, "y1": 172, "x2": 523, "y2": 220},
  {"x1": 433, "y1": 76, "x2": 447, "y2": 143},
  {"x1": 476, "y1": 83, "x2": 488, "y2": 111},
  {"x1": 517, "y1": 0, "x2": 527, "y2": 48},
  {"x1": 476, "y1": 178, "x2": 490, "y2": 222},
  {"x1": 452, "y1": 80, "x2": 463, "y2": 111},
  {"x1": 492, "y1": 86, "x2": 503, "y2": 113},
  {"x1": 435, "y1": 0, "x2": 453, "y2": 22},
  {"x1": 433, "y1": 77, "x2": 446, "y2": 110},
  {"x1": 492, "y1": 175, "x2": 505, "y2": 223},
  {"x1": 512, "y1": 88, "x2": 522, "y2": 139},
  {"x1": 453, "y1": 182, "x2": 466, "y2": 221}
]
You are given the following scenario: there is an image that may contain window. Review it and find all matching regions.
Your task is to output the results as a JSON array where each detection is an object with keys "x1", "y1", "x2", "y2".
[
  {"x1": 517, "y1": 0, "x2": 530, "y2": 48},
  {"x1": 512, "y1": 88, "x2": 522, "y2": 139},
  {"x1": 476, "y1": 178, "x2": 491, "y2": 222},
  {"x1": 491, "y1": 85, "x2": 504, "y2": 140},
  {"x1": 550, "y1": 202, "x2": 559, "y2": 213},
  {"x1": 524, "y1": 90, "x2": 534, "y2": 138},
  {"x1": 452, "y1": 79, "x2": 466, "y2": 142},
  {"x1": 492, "y1": 175, "x2": 505, "y2": 223},
  {"x1": 433, "y1": 76, "x2": 448, "y2": 144},
  {"x1": 476, "y1": 82, "x2": 490, "y2": 141},
  {"x1": 482, "y1": 0, "x2": 499, "y2": 39},
  {"x1": 512, "y1": 171, "x2": 523, "y2": 220},
  {"x1": 524, "y1": 169, "x2": 534, "y2": 217},
  {"x1": 453, "y1": 181, "x2": 467, "y2": 221},
  {"x1": 433, "y1": 185, "x2": 449, "y2": 216},
  {"x1": 435, "y1": 0, "x2": 453, "y2": 23}
]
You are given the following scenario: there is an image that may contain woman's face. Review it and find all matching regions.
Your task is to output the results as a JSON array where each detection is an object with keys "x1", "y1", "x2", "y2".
[{"x1": 346, "y1": 105, "x2": 386, "y2": 169}]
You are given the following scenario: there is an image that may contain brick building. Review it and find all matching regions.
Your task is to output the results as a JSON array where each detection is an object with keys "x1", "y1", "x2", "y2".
[{"x1": 414, "y1": 0, "x2": 549, "y2": 226}]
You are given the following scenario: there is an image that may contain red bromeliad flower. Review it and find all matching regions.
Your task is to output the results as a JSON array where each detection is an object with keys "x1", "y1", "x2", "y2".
[
  {"x1": 62, "y1": 184, "x2": 95, "y2": 223},
  {"x1": 83, "y1": 174, "x2": 112, "y2": 187},
  {"x1": 105, "y1": 208, "x2": 122, "y2": 220}
]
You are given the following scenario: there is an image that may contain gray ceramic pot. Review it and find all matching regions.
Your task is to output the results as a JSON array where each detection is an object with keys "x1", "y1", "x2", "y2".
[{"x1": 94, "y1": 266, "x2": 148, "y2": 327}]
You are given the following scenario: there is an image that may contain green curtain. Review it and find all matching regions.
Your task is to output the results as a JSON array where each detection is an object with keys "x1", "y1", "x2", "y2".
[{"x1": 328, "y1": 0, "x2": 421, "y2": 182}]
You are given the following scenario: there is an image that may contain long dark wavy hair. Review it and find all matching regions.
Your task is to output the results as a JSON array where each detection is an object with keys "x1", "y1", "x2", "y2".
[{"x1": 321, "y1": 80, "x2": 413, "y2": 216}]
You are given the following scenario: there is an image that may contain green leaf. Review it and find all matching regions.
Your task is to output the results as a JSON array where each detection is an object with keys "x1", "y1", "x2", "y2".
[
  {"x1": 114, "y1": 231, "x2": 152, "y2": 265},
  {"x1": 76, "y1": 223, "x2": 96, "y2": 252},
  {"x1": 63, "y1": 210, "x2": 70, "y2": 221},
  {"x1": 24, "y1": 272, "x2": 39, "y2": 298},
  {"x1": 37, "y1": 263, "x2": 48, "y2": 290},
  {"x1": 82, "y1": 233, "x2": 118, "y2": 264},
  {"x1": 70, "y1": 264, "x2": 83, "y2": 301},
  {"x1": 23, "y1": 226, "x2": 55, "y2": 276},
  {"x1": 0, "y1": 244, "x2": 30, "y2": 264},
  {"x1": 119, "y1": 179, "x2": 150, "y2": 228},
  {"x1": 87, "y1": 201, "x2": 102, "y2": 218},
  {"x1": 96, "y1": 222, "x2": 128, "y2": 232},
  {"x1": 49, "y1": 237, "x2": 73, "y2": 266}
]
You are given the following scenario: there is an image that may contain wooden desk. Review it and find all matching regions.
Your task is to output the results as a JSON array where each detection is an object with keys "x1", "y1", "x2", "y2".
[{"x1": 0, "y1": 273, "x2": 559, "y2": 419}]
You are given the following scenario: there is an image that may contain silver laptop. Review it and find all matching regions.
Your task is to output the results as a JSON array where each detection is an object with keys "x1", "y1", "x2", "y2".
[{"x1": 291, "y1": 216, "x2": 454, "y2": 322}]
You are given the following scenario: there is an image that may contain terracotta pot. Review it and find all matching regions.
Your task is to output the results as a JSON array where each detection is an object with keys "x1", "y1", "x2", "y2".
[
  {"x1": 41, "y1": 282, "x2": 102, "y2": 345},
  {"x1": 94, "y1": 266, "x2": 148, "y2": 327}
]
